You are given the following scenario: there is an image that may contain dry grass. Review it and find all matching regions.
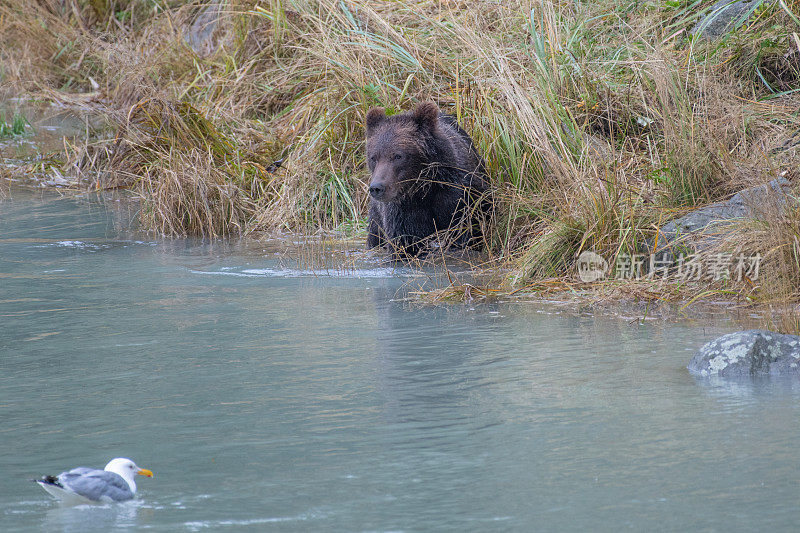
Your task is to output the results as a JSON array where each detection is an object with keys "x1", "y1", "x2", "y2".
[
  {"x1": 1, "y1": 0, "x2": 799, "y2": 305},
  {"x1": 769, "y1": 306, "x2": 800, "y2": 335},
  {"x1": 715, "y1": 181, "x2": 800, "y2": 302}
]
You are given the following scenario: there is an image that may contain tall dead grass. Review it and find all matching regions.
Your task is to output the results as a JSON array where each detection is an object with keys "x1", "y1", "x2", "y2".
[{"x1": 0, "y1": 0, "x2": 798, "y2": 300}]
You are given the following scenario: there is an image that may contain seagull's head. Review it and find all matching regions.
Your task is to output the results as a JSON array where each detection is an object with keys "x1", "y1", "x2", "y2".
[{"x1": 104, "y1": 458, "x2": 154, "y2": 484}]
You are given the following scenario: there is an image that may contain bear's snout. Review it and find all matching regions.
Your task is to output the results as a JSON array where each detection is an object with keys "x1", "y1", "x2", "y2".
[{"x1": 369, "y1": 182, "x2": 387, "y2": 200}]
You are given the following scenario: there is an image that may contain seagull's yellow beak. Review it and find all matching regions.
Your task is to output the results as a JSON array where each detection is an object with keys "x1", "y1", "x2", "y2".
[{"x1": 136, "y1": 468, "x2": 154, "y2": 478}]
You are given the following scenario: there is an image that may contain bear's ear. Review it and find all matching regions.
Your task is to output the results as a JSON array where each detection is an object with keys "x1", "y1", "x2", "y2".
[
  {"x1": 366, "y1": 107, "x2": 386, "y2": 134},
  {"x1": 412, "y1": 101, "x2": 439, "y2": 132}
]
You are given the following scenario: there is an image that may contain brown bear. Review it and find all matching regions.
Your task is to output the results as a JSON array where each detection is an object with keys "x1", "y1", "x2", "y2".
[{"x1": 365, "y1": 101, "x2": 489, "y2": 256}]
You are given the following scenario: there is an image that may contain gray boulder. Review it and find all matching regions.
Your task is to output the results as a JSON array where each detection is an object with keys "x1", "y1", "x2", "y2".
[
  {"x1": 186, "y1": 3, "x2": 224, "y2": 56},
  {"x1": 688, "y1": 329, "x2": 800, "y2": 377},
  {"x1": 693, "y1": 0, "x2": 764, "y2": 39},
  {"x1": 651, "y1": 178, "x2": 789, "y2": 257}
]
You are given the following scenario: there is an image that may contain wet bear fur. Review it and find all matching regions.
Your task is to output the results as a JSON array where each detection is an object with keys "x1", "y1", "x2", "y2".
[{"x1": 365, "y1": 102, "x2": 489, "y2": 256}]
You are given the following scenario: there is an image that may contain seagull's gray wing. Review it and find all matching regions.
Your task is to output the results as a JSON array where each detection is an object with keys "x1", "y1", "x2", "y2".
[
  {"x1": 62, "y1": 467, "x2": 95, "y2": 477},
  {"x1": 58, "y1": 468, "x2": 134, "y2": 501}
]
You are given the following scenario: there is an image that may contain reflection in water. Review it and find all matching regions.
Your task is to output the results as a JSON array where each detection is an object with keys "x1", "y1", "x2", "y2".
[
  {"x1": 43, "y1": 501, "x2": 141, "y2": 532},
  {"x1": 372, "y1": 288, "x2": 488, "y2": 447},
  {"x1": 2, "y1": 191, "x2": 799, "y2": 532},
  {"x1": 694, "y1": 374, "x2": 800, "y2": 407}
]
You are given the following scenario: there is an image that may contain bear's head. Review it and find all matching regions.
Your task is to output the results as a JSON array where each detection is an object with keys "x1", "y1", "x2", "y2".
[{"x1": 365, "y1": 102, "x2": 439, "y2": 203}]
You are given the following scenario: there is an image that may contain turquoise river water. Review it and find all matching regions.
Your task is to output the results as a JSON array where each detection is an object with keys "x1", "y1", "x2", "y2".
[{"x1": 1, "y1": 190, "x2": 798, "y2": 532}]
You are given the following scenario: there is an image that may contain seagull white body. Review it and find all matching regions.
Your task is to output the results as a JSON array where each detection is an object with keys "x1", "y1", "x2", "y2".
[
  {"x1": 35, "y1": 458, "x2": 153, "y2": 503},
  {"x1": 38, "y1": 481, "x2": 96, "y2": 505}
]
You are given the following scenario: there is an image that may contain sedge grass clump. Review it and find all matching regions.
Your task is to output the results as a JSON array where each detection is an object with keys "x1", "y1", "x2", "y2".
[
  {"x1": 716, "y1": 182, "x2": 800, "y2": 302},
  {"x1": 767, "y1": 304, "x2": 800, "y2": 335},
  {"x1": 108, "y1": 96, "x2": 269, "y2": 237},
  {"x1": 136, "y1": 149, "x2": 254, "y2": 237},
  {"x1": 0, "y1": 112, "x2": 29, "y2": 138},
  {"x1": 514, "y1": 218, "x2": 587, "y2": 282},
  {"x1": 0, "y1": 2, "x2": 85, "y2": 92},
  {"x1": 700, "y1": 0, "x2": 800, "y2": 96}
]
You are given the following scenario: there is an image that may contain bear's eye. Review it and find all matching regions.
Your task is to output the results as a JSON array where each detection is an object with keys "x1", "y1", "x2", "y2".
[{"x1": 393, "y1": 154, "x2": 402, "y2": 161}]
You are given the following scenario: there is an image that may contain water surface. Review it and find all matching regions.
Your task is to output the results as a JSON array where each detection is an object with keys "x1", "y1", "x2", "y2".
[{"x1": 1, "y1": 191, "x2": 798, "y2": 532}]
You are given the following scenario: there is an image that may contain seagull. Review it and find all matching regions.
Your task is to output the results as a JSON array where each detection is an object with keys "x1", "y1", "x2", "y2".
[{"x1": 34, "y1": 458, "x2": 154, "y2": 503}]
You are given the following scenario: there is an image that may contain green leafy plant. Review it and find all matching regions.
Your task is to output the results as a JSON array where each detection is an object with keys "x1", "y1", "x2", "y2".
[{"x1": 0, "y1": 112, "x2": 29, "y2": 138}]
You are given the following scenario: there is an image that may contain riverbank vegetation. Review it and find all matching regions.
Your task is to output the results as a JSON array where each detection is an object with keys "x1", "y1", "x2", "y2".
[{"x1": 1, "y1": 0, "x2": 798, "y2": 316}]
